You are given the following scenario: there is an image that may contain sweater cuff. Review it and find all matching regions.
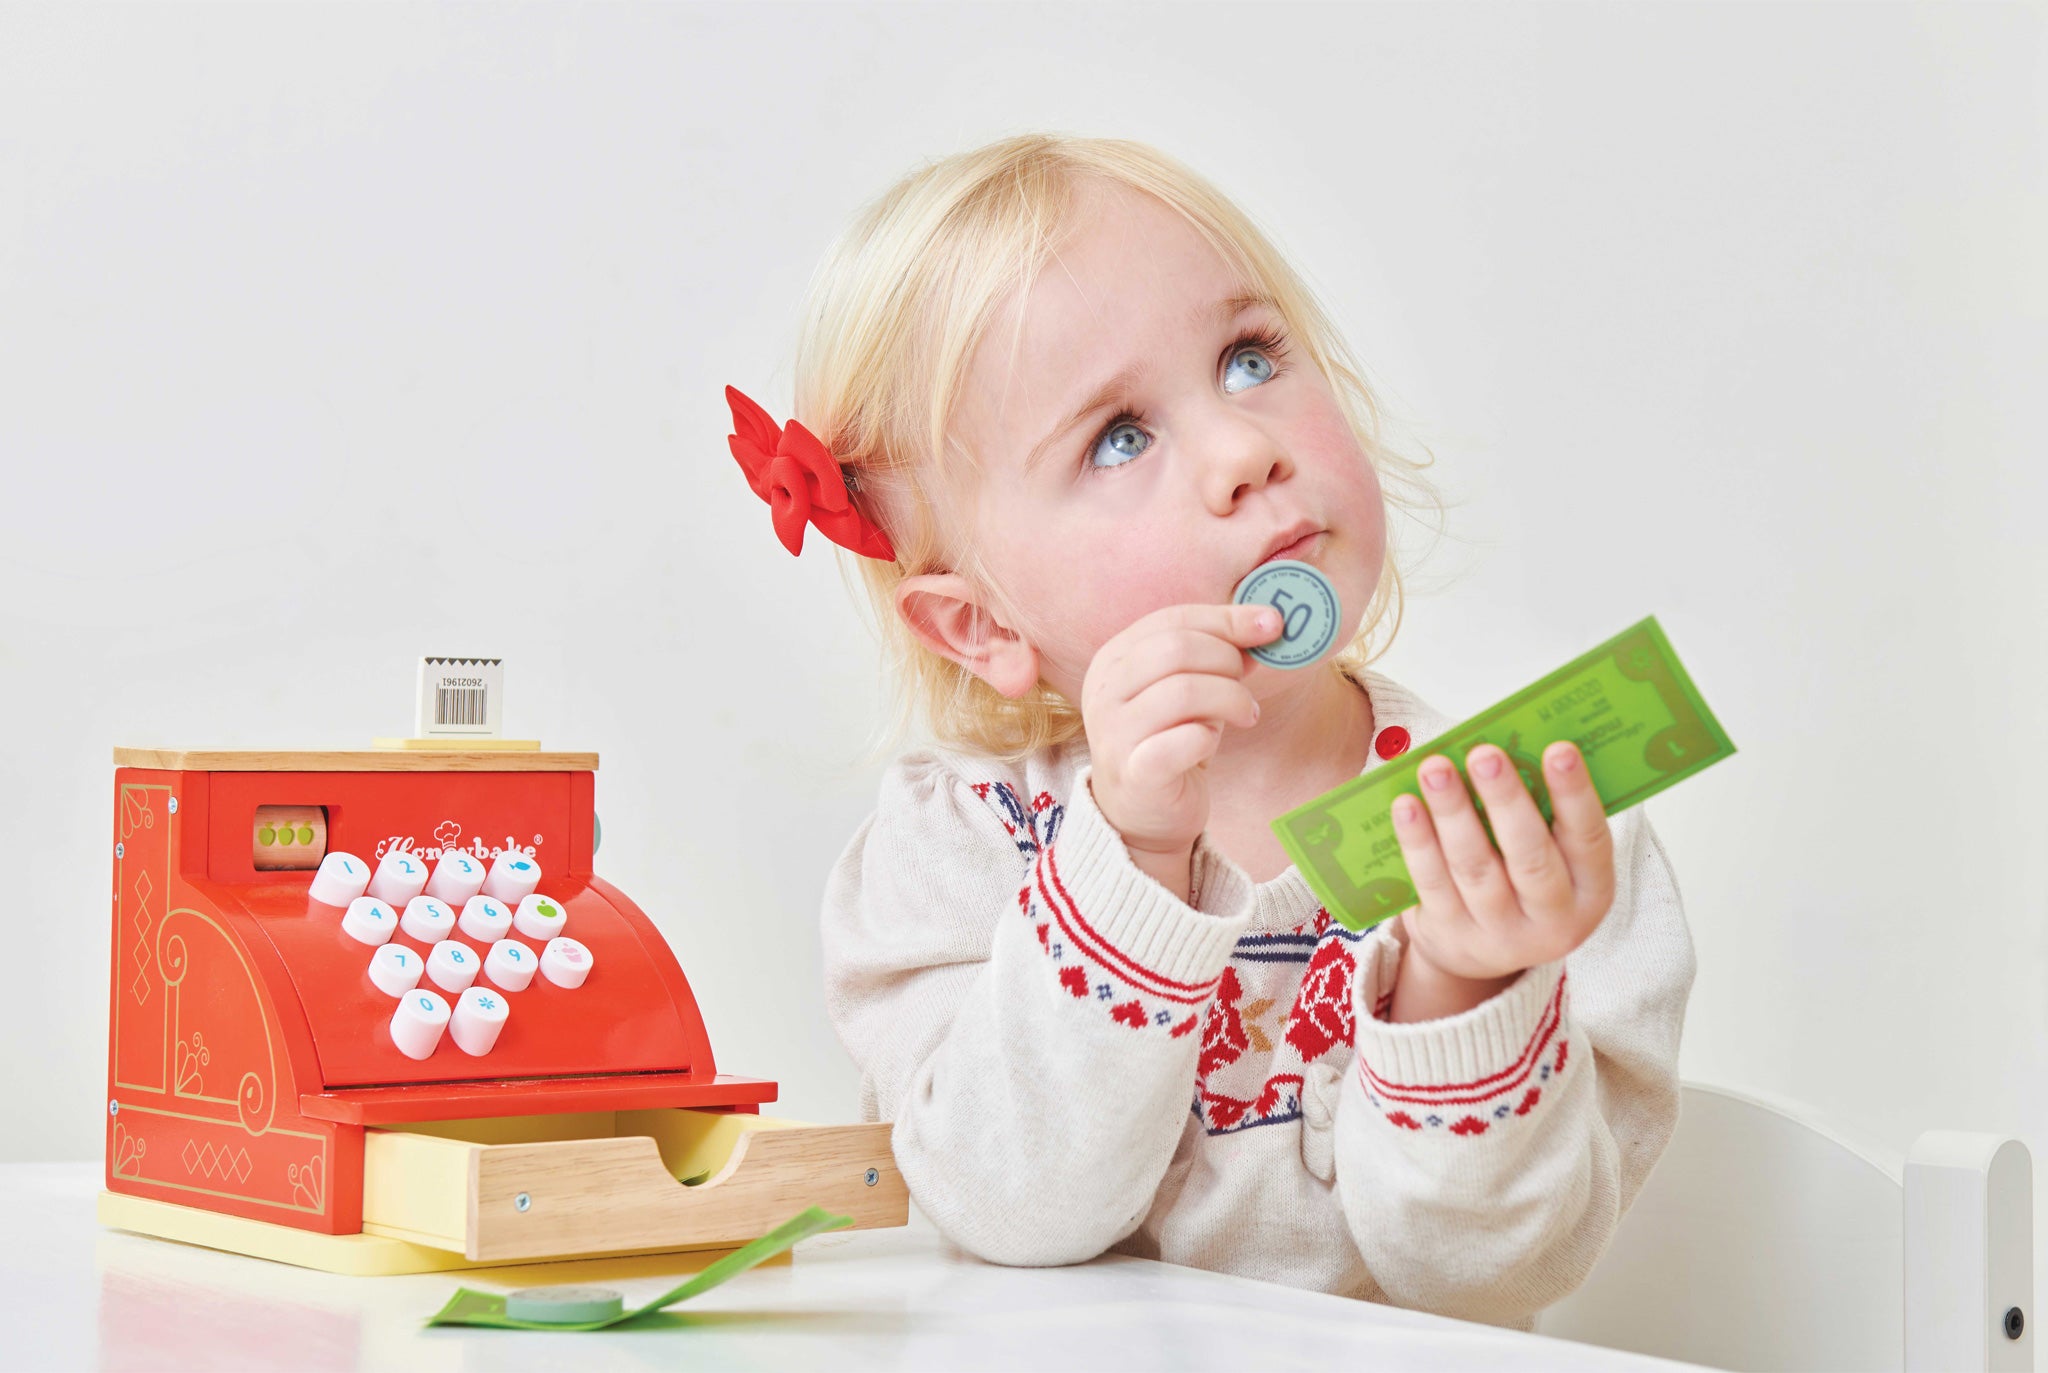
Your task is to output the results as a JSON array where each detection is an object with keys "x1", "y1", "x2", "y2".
[
  {"x1": 1350, "y1": 929, "x2": 1571, "y2": 1128},
  {"x1": 1044, "y1": 764, "x2": 1253, "y2": 988}
]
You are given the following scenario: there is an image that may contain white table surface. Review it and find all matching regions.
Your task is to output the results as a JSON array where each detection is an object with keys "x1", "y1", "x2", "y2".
[{"x1": 6, "y1": 1162, "x2": 1708, "y2": 1371}]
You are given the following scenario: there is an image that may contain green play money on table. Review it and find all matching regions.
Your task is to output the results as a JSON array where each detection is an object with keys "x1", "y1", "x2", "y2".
[
  {"x1": 426, "y1": 1205, "x2": 853, "y2": 1331},
  {"x1": 1273, "y1": 615, "x2": 1734, "y2": 933}
]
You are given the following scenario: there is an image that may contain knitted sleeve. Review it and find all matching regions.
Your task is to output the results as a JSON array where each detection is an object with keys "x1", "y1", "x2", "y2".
[
  {"x1": 1328, "y1": 805, "x2": 1697, "y2": 1330},
  {"x1": 820, "y1": 751, "x2": 1257, "y2": 1266}
]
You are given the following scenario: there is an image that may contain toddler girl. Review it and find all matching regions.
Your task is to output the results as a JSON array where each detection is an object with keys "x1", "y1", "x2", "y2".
[{"x1": 725, "y1": 134, "x2": 1696, "y2": 1332}]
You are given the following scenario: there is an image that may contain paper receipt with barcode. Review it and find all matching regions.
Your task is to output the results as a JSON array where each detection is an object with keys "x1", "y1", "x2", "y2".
[{"x1": 416, "y1": 657, "x2": 503, "y2": 736}]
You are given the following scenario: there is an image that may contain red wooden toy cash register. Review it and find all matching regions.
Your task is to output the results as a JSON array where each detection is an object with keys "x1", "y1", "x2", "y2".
[{"x1": 98, "y1": 746, "x2": 905, "y2": 1274}]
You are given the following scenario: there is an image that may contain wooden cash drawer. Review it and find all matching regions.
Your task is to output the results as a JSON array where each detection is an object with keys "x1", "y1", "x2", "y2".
[{"x1": 361, "y1": 1108, "x2": 905, "y2": 1262}]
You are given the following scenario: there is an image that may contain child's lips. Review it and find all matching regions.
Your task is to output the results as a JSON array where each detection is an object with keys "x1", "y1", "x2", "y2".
[{"x1": 1260, "y1": 529, "x2": 1325, "y2": 566}]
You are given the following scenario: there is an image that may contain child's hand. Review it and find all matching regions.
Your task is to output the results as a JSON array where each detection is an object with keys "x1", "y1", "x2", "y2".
[
  {"x1": 1391, "y1": 742, "x2": 1616, "y2": 984},
  {"x1": 1082, "y1": 602, "x2": 1280, "y2": 864}
]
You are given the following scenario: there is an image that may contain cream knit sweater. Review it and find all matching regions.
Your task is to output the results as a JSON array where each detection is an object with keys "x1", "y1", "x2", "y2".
[{"x1": 820, "y1": 663, "x2": 1697, "y2": 1332}]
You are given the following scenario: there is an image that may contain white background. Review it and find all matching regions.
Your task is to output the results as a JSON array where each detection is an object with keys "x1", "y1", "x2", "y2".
[{"x1": 3, "y1": 0, "x2": 2044, "y2": 1308}]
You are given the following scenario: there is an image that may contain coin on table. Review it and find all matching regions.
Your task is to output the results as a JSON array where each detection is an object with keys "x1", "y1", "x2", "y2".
[{"x1": 505, "y1": 1286, "x2": 626, "y2": 1324}]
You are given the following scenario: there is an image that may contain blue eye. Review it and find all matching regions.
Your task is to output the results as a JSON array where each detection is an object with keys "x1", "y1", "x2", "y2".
[
  {"x1": 1223, "y1": 343, "x2": 1275, "y2": 393},
  {"x1": 1089, "y1": 418, "x2": 1151, "y2": 470},
  {"x1": 1083, "y1": 326, "x2": 1289, "y2": 475}
]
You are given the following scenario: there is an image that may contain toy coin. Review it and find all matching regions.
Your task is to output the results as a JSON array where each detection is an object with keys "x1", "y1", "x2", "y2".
[
  {"x1": 504, "y1": 1286, "x2": 626, "y2": 1325},
  {"x1": 1232, "y1": 559, "x2": 1341, "y2": 669}
]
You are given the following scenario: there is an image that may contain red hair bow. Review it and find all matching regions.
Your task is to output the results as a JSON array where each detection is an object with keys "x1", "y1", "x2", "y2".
[{"x1": 725, "y1": 384, "x2": 896, "y2": 561}]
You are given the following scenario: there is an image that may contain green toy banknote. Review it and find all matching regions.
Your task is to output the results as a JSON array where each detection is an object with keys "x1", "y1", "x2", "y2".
[
  {"x1": 1273, "y1": 615, "x2": 1734, "y2": 932},
  {"x1": 426, "y1": 1205, "x2": 853, "y2": 1331}
]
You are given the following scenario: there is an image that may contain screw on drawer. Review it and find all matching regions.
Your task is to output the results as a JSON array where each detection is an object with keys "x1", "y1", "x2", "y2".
[
  {"x1": 864, "y1": 1168, "x2": 879, "y2": 1186},
  {"x1": 515, "y1": 1192, "x2": 531, "y2": 1212},
  {"x1": 2005, "y1": 1307, "x2": 2024, "y2": 1340}
]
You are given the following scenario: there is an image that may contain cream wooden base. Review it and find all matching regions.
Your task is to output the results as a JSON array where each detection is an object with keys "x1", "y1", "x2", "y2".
[
  {"x1": 97, "y1": 1191, "x2": 776, "y2": 1278},
  {"x1": 96, "y1": 1110, "x2": 902, "y2": 1275}
]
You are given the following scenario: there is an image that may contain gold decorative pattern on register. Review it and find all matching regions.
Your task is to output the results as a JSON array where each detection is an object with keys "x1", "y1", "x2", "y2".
[
  {"x1": 288, "y1": 1153, "x2": 325, "y2": 1211},
  {"x1": 181, "y1": 1139, "x2": 254, "y2": 1185},
  {"x1": 113, "y1": 784, "x2": 171, "y2": 1096},
  {"x1": 111, "y1": 1121, "x2": 146, "y2": 1179},
  {"x1": 129, "y1": 869, "x2": 154, "y2": 1007},
  {"x1": 120, "y1": 787, "x2": 155, "y2": 838},
  {"x1": 175, "y1": 1032, "x2": 209, "y2": 1095}
]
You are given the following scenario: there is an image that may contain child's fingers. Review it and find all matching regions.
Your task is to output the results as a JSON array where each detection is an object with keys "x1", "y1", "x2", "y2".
[
  {"x1": 1127, "y1": 602, "x2": 1282, "y2": 653},
  {"x1": 1412, "y1": 754, "x2": 1522, "y2": 926},
  {"x1": 1389, "y1": 791, "x2": 1479, "y2": 945},
  {"x1": 1542, "y1": 742, "x2": 1615, "y2": 896},
  {"x1": 1124, "y1": 672, "x2": 1259, "y2": 740},
  {"x1": 1464, "y1": 745, "x2": 1574, "y2": 916},
  {"x1": 1223, "y1": 601, "x2": 1285, "y2": 647},
  {"x1": 1125, "y1": 719, "x2": 1224, "y2": 791},
  {"x1": 1110, "y1": 627, "x2": 1257, "y2": 705}
]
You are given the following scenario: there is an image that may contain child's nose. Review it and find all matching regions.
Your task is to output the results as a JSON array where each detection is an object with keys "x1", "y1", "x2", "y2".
[{"x1": 1199, "y1": 422, "x2": 1291, "y2": 514}]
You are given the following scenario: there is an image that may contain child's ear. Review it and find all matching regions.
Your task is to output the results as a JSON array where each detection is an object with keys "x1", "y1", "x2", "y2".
[{"x1": 895, "y1": 573, "x2": 1041, "y2": 699}]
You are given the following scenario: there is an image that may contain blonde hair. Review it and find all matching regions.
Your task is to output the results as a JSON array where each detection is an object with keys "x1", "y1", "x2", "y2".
[{"x1": 790, "y1": 133, "x2": 1452, "y2": 766}]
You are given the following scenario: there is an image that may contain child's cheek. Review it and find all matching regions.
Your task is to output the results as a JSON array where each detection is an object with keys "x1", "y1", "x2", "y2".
[
  {"x1": 1290, "y1": 402, "x2": 1387, "y2": 551},
  {"x1": 1291, "y1": 401, "x2": 1376, "y2": 489},
  {"x1": 1064, "y1": 517, "x2": 1220, "y2": 648}
]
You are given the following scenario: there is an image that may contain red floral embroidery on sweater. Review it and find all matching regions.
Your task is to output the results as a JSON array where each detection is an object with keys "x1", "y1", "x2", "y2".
[
  {"x1": 990, "y1": 784, "x2": 1224, "y2": 1038},
  {"x1": 1200, "y1": 1073, "x2": 1305, "y2": 1131},
  {"x1": 973, "y1": 781, "x2": 1062, "y2": 858},
  {"x1": 1110, "y1": 1001, "x2": 1148, "y2": 1029},
  {"x1": 1282, "y1": 939, "x2": 1356, "y2": 1063},
  {"x1": 1198, "y1": 966, "x2": 1250, "y2": 1076},
  {"x1": 1356, "y1": 971, "x2": 1572, "y2": 1139}
]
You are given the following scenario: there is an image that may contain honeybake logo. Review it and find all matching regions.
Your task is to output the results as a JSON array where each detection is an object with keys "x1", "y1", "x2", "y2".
[{"x1": 373, "y1": 820, "x2": 540, "y2": 864}]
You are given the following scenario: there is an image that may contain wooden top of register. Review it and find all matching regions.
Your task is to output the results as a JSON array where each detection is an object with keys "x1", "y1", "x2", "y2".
[{"x1": 112, "y1": 748, "x2": 599, "y2": 772}]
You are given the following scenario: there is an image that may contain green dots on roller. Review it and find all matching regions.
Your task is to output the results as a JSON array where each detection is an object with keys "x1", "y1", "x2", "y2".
[
  {"x1": 297, "y1": 826, "x2": 315, "y2": 845},
  {"x1": 258, "y1": 826, "x2": 277, "y2": 846},
  {"x1": 504, "y1": 1286, "x2": 625, "y2": 1325}
]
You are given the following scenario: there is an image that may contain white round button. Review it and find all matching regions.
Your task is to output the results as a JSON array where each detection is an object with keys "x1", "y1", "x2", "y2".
[
  {"x1": 389, "y1": 988, "x2": 450, "y2": 1060},
  {"x1": 425, "y1": 851, "x2": 487, "y2": 905},
  {"x1": 308, "y1": 851, "x2": 370, "y2": 907},
  {"x1": 484, "y1": 938, "x2": 537, "y2": 992},
  {"x1": 480, "y1": 851, "x2": 542, "y2": 905},
  {"x1": 368, "y1": 943, "x2": 423, "y2": 997},
  {"x1": 513, "y1": 893, "x2": 567, "y2": 942},
  {"x1": 366, "y1": 850, "x2": 430, "y2": 906},
  {"x1": 401, "y1": 896, "x2": 457, "y2": 943},
  {"x1": 457, "y1": 895, "x2": 513, "y2": 944},
  {"x1": 449, "y1": 985, "x2": 510, "y2": 1056},
  {"x1": 426, "y1": 939, "x2": 480, "y2": 993},
  {"x1": 541, "y1": 936, "x2": 593, "y2": 989},
  {"x1": 341, "y1": 897, "x2": 397, "y2": 946}
]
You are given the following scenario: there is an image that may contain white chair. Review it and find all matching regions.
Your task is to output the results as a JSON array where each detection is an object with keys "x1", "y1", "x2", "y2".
[{"x1": 1535, "y1": 1081, "x2": 2033, "y2": 1371}]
